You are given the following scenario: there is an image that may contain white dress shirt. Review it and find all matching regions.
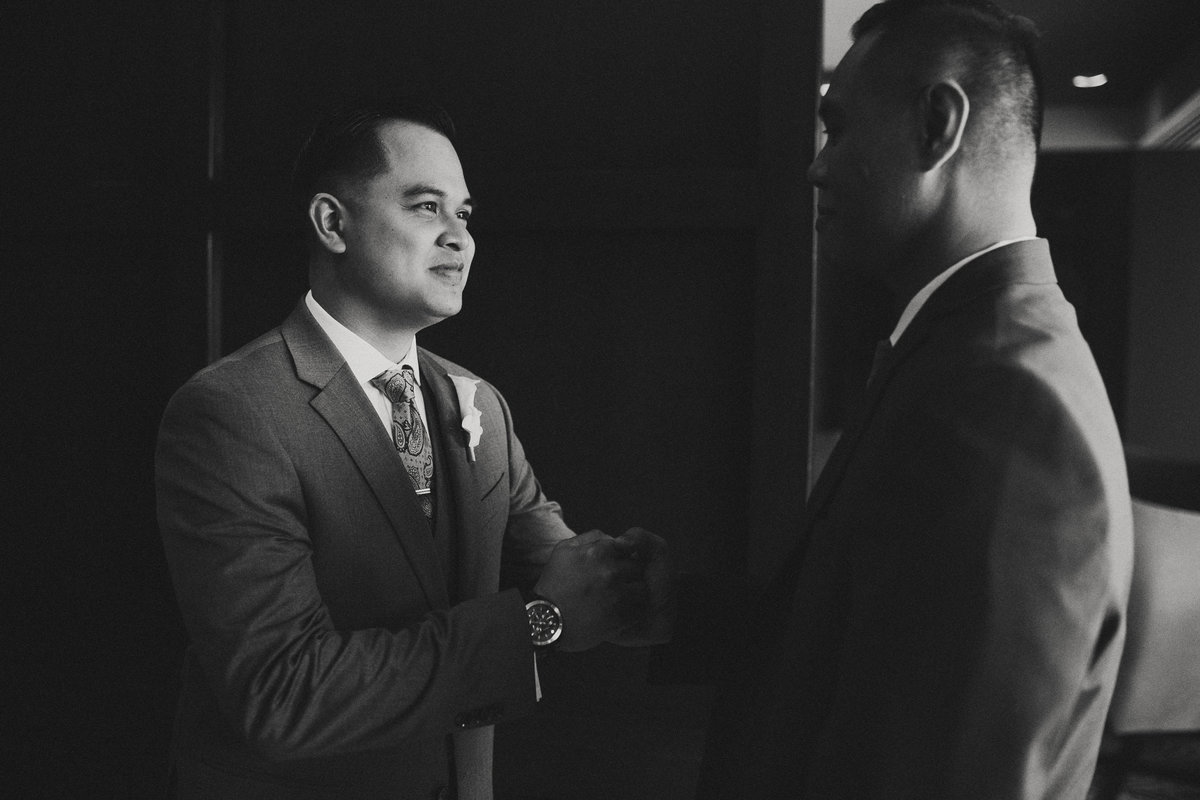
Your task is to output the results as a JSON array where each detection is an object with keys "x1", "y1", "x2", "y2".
[{"x1": 305, "y1": 291, "x2": 431, "y2": 437}]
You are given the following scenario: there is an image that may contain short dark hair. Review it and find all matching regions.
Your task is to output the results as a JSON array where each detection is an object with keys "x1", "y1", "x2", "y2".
[
  {"x1": 853, "y1": 0, "x2": 1043, "y2": 154},
  {"x1": 291, "y1": 96, "x2": 457, "y2": 211}
]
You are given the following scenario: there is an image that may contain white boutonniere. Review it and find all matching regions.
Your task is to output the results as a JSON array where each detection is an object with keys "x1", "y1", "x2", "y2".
[{"x1": 448, "y1": 375, "x2": 484, "y2": 462}]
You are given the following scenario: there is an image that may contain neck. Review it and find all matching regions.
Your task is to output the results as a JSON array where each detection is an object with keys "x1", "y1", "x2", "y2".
[
  {"x1": 887, "y1": 191, "x2": 1036, "y2": 313},
  {"x1": 310, "y1": 283, "x2": 422, "y2": 363},
  {"x1": 356, "y1": 327, "x2": 419, "y2": 364}
]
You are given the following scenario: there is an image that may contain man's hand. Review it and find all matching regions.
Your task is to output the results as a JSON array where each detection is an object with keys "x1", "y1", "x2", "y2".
[
  {"x1": 607, "y1": 527, "x2": 676, "y2": 647},
  {"x1": 534, "y1": 530, "x2": 648, "y2": 652}
]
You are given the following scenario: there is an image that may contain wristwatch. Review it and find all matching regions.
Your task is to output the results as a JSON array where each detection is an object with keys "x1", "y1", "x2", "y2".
[{"x1": 525, "y1": 595, "x2": 563, "y2": 649}]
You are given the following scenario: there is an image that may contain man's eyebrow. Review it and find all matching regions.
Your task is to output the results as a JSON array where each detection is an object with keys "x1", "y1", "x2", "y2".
[{"x1": 400, "y1": 184, "x2": 475, "y2": 209}]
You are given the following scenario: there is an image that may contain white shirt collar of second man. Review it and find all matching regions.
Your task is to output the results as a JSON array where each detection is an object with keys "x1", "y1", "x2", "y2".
[{"x1": 889, "y1": 237, "x2": 1041, "y2": 346}]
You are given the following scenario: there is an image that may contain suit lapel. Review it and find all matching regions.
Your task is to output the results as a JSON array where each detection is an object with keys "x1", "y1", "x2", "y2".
[
  {"x1": 281, "y1": 301, "x2": 449, "y2": 609},
  {"x1": 419, "y1": 351, "x2": 492, "y2": 601},
  {"x1": 802, "y1": 239, "x2": 1057, "y2": 540},
  {"x1": 800, "y1": 343, "x2": 896, "y2": 540}
]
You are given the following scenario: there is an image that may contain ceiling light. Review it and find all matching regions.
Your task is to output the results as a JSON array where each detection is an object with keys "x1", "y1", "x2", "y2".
[{"x1": 1072, "y1": 73, "x2": 1108, "y2": 89}]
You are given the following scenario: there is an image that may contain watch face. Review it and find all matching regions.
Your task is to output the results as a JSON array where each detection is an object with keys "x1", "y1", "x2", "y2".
[{"x1": 527, "y1": 599, "x2": 563, "y2": 646}]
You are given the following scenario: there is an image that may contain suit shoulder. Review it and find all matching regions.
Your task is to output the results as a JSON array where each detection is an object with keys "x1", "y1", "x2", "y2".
[
  {"x1": 193, "y1": 328, "x2": 288, "y2": 379},
  {"x1": 166, "y1": 327, "x2": 291, "y2": 410}
]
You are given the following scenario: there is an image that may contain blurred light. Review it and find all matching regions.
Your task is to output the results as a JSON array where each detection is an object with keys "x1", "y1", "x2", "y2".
[
  {"x1": 1072, "y1": 73, "x2": 1108, "y2": 89},
  {"x1": 820, "y1": 82, "x2": 830, "y2": 96}
]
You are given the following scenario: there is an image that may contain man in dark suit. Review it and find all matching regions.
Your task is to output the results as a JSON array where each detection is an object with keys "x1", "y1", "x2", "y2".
[
  {"x1": 694, "y1": 1, "x2": 1134, "y2": 797},
  {"x1": 156, "y1": 98, "x2": 664, "y2": 799}
]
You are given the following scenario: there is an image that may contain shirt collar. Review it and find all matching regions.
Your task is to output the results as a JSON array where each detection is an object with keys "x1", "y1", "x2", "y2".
[
  {"x1": 304, "y1": 291, "x2": 421, "y2": 386},
  {"x1": 889, "y1": 237, "x2": 1041, "y2": 346}
]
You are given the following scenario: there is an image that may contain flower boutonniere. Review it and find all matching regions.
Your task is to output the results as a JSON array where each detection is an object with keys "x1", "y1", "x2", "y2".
[{"x1": 448, "y1": 375, "x2": 484, "y2": 462}]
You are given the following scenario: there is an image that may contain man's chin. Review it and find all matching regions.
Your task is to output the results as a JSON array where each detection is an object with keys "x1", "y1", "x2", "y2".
[{"x1": 428, "y1": 302, "x2": 463, "y2": 323}]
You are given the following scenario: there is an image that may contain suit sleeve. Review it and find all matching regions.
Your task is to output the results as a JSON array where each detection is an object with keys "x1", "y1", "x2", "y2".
[
  {"x1": 811, "y1": 363, "x2": 1129, "y2": 798},
  {"x1": 478, "y1": 382, "x2": 575, "y2": 586},
  {"x1": 156, "y1": 373, "x2": 539, "y2": 762}
]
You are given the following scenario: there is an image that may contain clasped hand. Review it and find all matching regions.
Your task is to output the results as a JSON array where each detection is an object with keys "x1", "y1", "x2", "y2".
[{"x1": 534, "y1": 528, "x2": 676, "y2": 652}]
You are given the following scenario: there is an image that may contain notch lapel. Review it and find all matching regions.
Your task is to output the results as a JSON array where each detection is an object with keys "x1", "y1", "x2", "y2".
[
  {"x1": 802, "y1": 342, "x2": 898, "y2": 532},
  {"x1": 281, "y1": 302, "x2": 449, "y2": 609}
]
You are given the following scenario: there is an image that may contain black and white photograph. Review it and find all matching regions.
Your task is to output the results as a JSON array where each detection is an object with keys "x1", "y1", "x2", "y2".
[{"x1": 5, "y1": 1, "x2": 1200, "y2": 798}]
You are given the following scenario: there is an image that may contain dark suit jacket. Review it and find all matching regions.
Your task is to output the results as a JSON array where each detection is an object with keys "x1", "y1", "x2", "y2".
[
  {"x1": 697, "y1": 240, "x2": 1133, "y2": 799},
  {"x1": 156, "y1": 300, "x2": 573, "y2": 799}
]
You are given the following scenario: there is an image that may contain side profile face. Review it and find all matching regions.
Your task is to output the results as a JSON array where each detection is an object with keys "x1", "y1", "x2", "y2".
[
  {"x1": 808, "y1": 31, "x2": 926, "y2": 282},
  {"x1": 330, "y1": 120, "x2": 475, "y2": 335}
]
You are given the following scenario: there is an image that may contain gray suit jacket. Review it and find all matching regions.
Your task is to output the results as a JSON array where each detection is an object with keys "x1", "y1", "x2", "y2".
[
  {"x1": 698, "y1": 240, "x2": 1133, "y2": 799},
  {"x1": 157, "y1": 300, "x2": 573, "y2": 799}
]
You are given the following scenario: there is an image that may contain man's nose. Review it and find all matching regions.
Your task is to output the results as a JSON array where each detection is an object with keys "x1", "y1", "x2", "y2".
[{"x1": 438, "y1": 218, "x2": 470, "y2": 252}]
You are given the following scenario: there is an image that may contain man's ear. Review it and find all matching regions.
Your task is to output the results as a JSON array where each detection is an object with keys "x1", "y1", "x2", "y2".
[
  {"x1": 307, "y1": 193, "x2": 347, "y2": 254},
  {"x1": 918, "y1": 80, "x2": 969, "y2": 171}
]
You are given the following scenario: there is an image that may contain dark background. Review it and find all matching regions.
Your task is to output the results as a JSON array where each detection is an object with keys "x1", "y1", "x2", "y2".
[{"x1": 3, "y1": 1, "x2": 1199, "y2": 798}]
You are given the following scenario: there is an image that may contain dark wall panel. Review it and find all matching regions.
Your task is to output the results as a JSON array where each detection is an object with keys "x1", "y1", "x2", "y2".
[
  {"x1": 1, "y1": 2, "x2": 210, "y2": 226},
  {"x1": 1125, "y1": 150, "x2": 1200, "y2": 460},
  {"x1": 3, "y1": 3, "x2": 210, "y2": 796},
  {"x1": 220, "y1": 0, "x2": 762, "y2": 180},
  {"x1": 4, "y1": 232, "x2": 204, "y2": 796}
]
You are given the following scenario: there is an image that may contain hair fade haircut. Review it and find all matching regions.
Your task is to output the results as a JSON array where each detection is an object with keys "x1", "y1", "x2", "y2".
[
  {"x1": 853, "y1": 0, "x2": 1044, "y2": 153},
  {"x1": 291, "y1": 96, "x2": 458, "y2": 214}
]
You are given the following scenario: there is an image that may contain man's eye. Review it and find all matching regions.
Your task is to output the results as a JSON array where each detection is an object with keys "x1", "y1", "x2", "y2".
[
  {"x1": 416, "y1": 201, "x2": 438, "y2": 214},
  {"x1": 456, "y1": 210, "x2": 472, "y2": 223}
]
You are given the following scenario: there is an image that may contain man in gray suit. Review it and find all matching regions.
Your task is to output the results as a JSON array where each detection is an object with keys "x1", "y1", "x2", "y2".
[
  {"x1": 157, "y1": 98, "x2": 665, "y2": 799},
  {"x1": 693, "y1": 1, "x2": 1133, "y2": 797}
]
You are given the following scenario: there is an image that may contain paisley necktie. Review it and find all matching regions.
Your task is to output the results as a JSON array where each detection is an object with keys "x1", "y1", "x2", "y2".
[{"x1": 372, "y1": 366, "x2": 434, "y2": 519}]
